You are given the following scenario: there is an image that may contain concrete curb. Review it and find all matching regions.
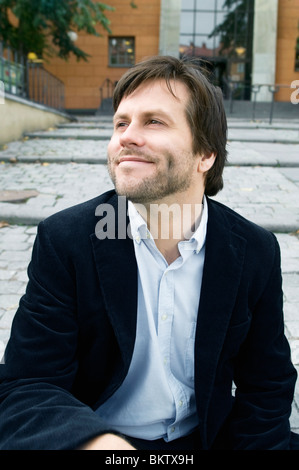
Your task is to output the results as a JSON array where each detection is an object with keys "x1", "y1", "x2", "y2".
[
  {"x1": 0, "y1": 155, "x2": 108, "y2": 164},
  {"x1": 24, "y1": 132, "x2": 112, "y2": 140},
  {"x1": 0, "y1": 208, "x2": 298, "y2": 233}
]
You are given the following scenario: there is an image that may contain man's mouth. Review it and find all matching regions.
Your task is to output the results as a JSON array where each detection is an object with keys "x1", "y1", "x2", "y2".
[{"x1": 118, "y1": 156, "x2": 154, "y2": 165}]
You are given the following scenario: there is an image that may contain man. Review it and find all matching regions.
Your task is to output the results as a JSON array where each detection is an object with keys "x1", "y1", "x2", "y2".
[{"x1": 0, "y1": 56, "x2": 298, "y2": 450}]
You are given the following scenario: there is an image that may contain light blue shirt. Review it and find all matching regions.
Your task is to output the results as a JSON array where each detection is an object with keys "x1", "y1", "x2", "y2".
[{"x1": 97, "y1": 197, "x2": 208, "y2": 442}]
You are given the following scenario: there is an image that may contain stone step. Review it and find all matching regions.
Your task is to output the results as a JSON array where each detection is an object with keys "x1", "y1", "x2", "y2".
[
  {"x1": 24, "y1": 130, "x2": 112, "y2": 140},
  {"x1": 0, "y1": 163, "x2": 298, "y2": 232},
  {"x1": 1, "y1": 137, "x2": 299, "y2": 167},
  {"x1": 22, "y1": 126, "x2": 299, "y2": 144}
]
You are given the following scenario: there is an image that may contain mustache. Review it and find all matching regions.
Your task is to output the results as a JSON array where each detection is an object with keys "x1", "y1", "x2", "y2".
[{"x1": 112, "y1": 149, "x2": 157, "y2": 163}]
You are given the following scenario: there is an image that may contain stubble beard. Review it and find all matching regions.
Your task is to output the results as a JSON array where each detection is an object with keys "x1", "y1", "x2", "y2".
[{"x1": 107, "y1": 150, "x2": 195, "y2": 205}]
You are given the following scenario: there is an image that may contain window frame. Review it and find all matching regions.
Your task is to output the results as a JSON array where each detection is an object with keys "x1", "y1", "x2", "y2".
[{"x1": 108, "y1": 37, "x2": 135, "y2": 68}]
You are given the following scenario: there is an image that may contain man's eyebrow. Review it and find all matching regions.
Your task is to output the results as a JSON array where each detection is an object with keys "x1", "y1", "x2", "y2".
[
  {"x1": 114, "y1": 109, "x2": 175, "y2": 124},
  {"x1": 143, "y1": 110, "x2": 175, "y2": 123},
  {"x1": 113, "y1": 112, "x2": 129, "y2": 123}
]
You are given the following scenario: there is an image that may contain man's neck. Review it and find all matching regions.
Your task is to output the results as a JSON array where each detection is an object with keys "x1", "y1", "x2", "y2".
[{"x1": 133, "y1": 196, "x2": 204, "y2": 265}]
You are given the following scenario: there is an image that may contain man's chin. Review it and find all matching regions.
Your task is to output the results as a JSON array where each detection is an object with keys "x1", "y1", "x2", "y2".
[
  {"x1": 116, "y1": 192, "x2": 148, "y2": 204},
  {"x1": 113, "y1": 189, "x2": 153, "y2": 205}
]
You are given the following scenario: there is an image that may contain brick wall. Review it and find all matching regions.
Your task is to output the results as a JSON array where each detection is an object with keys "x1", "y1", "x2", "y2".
[
  {"x1": 44, "y1": 0, "x2": 161, "y2": 112},
  {"x1": 275, "y1": 0, "x2": 299, "y2": 101}
]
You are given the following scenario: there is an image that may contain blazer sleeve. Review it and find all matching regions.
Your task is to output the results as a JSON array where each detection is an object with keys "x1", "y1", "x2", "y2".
[
  {"x1": 229, "y1": 233, "x2": 297, "y2": 449},
  {"x1": 0, "y1": 221, "x2": 113, "y2": 450}
]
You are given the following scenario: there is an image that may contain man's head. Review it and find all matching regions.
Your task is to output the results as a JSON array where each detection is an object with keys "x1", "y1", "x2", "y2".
[{"x1": 112, "y1": 55, "x2": 227, "y2": 197}]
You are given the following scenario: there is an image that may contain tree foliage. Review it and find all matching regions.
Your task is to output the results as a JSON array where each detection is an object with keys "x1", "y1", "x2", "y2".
[{"x1": 0, "y1": 0, "x2": 134, "y2": 61}]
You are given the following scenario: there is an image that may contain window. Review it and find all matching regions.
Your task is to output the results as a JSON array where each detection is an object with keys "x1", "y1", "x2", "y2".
[
  {"x1": 180, "y1": 0, "x2": 253, "y2": 59},
  {"x1": 109, "y1": 37, "x2": 135, "y2": 67},
  {"x1": 179, "y1": 0, "x2": 254, "y2": 100}
]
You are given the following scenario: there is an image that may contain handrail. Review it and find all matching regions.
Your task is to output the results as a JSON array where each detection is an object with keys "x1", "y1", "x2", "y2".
[
  {"x1": 99, "y1": 78, "x2": 116, "y2": 103},
  {"x1": 227, "y1": 81, "x2": 295, "y2": 123},
  {"x1": 0, "y1": 42, "x2": 27, "y2": 98},
  {"x1": 97, "y1": 78, "x2": 117, "y2": 115},
  {"x1": 0, "y1": 41, "x2": 65, "y2": 111},
  {"x1": 27, "y1": 62, "x2": 65, "y2": 111}
]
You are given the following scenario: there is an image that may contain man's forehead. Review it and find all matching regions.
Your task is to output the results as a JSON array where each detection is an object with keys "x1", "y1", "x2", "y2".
[{"x1": 116, "y1": 79, "x2": 190, "y2": 109}]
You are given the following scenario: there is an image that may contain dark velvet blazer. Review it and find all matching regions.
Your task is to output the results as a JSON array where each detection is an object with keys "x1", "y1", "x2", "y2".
[{"x1": 0, "y1": 190, "x2": 297, "y2": 450}]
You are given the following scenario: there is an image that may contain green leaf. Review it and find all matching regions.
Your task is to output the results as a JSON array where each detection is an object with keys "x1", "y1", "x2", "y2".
[{"x1": 0, "y1": 0, "x2": 134, "y2": 61}]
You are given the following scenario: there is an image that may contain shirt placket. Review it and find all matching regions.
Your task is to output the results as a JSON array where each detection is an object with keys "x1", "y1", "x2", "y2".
[{"x1": 157, "y1": 266, "x2": 189, "y2": 441}]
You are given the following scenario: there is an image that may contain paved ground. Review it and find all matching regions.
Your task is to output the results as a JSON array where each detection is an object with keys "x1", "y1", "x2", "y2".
[{"x1": 0, "y1": 113, "x2": 298, "y2": 435}]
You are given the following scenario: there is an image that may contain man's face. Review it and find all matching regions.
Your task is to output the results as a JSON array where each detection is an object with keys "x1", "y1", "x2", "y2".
[{"x1": 107, "y1": 79, "x2": 202, "y2": 204}]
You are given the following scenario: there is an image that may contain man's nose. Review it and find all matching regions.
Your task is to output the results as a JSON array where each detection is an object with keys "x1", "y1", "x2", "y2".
[{"x1": 119, "y1": 122, "x2": 145, "y2": 147}]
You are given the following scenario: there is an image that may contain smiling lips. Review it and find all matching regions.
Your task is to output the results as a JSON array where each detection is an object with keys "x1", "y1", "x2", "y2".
[{"x1": 118, "y1": 156, "x2": 154, "y2": 166}]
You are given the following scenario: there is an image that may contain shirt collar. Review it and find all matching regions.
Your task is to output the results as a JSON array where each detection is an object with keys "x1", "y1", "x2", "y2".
[
  {"x1": 128, "y1": 201, "x2": 149, "y2": 244},
  {"x1": 128, "y1": 196, "x2": 208, "y2": 252},
  {"x1": 185, "y1": 195, "x2": 208, "y2": 254}
]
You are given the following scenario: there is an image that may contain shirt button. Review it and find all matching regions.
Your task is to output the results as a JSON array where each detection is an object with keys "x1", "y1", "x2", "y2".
[
  {"x1": 170, "y1": 426, "x2": 176, "y2": 433},
  {"x1": 161, "y1": 314, "x2": 168, "y2": 321},
  {"x1": 179, "y1": 400, "x2": 183, "y2": 407}
]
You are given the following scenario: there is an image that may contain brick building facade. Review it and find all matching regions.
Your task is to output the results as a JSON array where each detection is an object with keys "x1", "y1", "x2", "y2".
[
  {"x1": 44, "y1": 0, "x2": 161, "y2": 112},
  {"x1": 42, "y1": 0, "x2": 299, "y2": 112}
]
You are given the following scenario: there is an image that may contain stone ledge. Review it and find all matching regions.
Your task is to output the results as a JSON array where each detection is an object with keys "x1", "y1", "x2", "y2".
[{"x1": 0, "y1": 190, "x2": 39, "y2": 203}]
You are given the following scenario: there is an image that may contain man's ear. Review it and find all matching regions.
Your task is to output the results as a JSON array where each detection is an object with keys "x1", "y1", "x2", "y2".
[{"x1": 197, "y1": 152, "x2": 216, "y2": 173}]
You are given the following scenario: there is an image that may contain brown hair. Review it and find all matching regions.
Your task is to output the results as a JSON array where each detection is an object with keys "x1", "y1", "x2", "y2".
[{"x1": 113, "y1": 55, "x2": 227, "y2": 196}]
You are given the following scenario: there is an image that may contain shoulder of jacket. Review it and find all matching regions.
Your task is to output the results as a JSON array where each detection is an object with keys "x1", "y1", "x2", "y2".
[
  {"x1": 39, "y1": 190, "x2": 118, "y2": 241},
  {"x1": 207, "y1": 197, "x2": 276, "y2": 248}
]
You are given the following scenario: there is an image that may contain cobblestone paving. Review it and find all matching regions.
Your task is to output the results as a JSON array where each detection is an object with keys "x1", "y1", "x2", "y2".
[
  {"x1": 0, "y1": 138, "x2": 109, "y2": 162},
  {"x1": 21, "y1": 125, "x2": 299, "y2": 143},
  {"x1": 227, "y1": 127, "x2": 299, "y2": 143},
  {"x1": 227, "y1": 141, "x2": 299, "y2": 166},
  {"x1": 0, "y1": 160, "x2": 298, "y2": 231},
  {"x1": 0, "y1": 162, "x2": 112, "y2": 223}
]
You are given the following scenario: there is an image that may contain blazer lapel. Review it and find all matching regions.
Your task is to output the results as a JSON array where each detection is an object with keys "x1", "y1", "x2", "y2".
[
  {"x1": 90, "y1": 194, "x2": 138, "y2": 370},
  {"x1": 195, "y1": 199, "x2": 247, "y2": 447}
]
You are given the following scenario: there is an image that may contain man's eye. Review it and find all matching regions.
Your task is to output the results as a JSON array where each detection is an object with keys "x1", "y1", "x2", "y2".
[
  {"x1": 149, "y1": 119, "x2": 162, "y2": 125},
  {"x1": 115, "y1": 122, "x2": 128, "y2": 129}
]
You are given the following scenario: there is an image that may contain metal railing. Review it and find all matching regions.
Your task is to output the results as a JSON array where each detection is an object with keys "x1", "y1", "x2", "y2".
[
  {"x1": 27, "y1": 62, "x2": 65, "y2": 111},
  {"x1": 0, "y1": 42, "x2": 27, "y2": 98},
  {"x1": 227, "y1": 81, "x2": 296, "y2": 123},
  {"x1": 96, "y1": 78, "x2": 116, "y2": 115},
  {"x1": 0, "y1": 42, "x2": 65, "y2": 111}
]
